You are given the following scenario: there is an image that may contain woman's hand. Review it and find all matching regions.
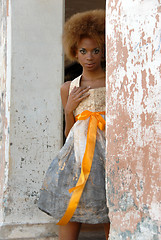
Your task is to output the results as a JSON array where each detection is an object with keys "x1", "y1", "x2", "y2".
[
  {"x1": 65, "y1": 86, "x2": 90, "y2": 114},
  {"x1": 60, "y1": 82, "x2": 90, "y2": 137}
]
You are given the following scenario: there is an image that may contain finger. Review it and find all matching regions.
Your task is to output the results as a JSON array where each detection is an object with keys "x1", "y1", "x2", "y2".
[
  {"x1": 77, "y1": 90, "x2": 90, "y2": 99},
  {"x1": 77, "y1": 92, "x2": 90, "y2": 102},
  {"x1": 75, "y1": 87, "x2": 90, "y2": 98},
  {"x1": 80, "y1": 86, "x2": 91, "y2": 94},
  {"x1": 70, "y1": 86, "x2": 77, "y2": 93},
  {"x1": 70, "y1": 86, "x2": 80, "y2": 94},
  {"x1": 72, "y1": 86, "x2": 90, "y2": 94}
]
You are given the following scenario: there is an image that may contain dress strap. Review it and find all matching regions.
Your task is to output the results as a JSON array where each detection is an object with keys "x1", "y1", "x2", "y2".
[{"x1": 69, "y1": 75, "x2": 81, "y2": 95}]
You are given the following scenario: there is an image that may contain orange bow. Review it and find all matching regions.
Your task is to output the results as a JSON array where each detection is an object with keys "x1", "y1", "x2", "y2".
[{"x1": 57, "y1": 111, "x2": 105, "y2": 225}]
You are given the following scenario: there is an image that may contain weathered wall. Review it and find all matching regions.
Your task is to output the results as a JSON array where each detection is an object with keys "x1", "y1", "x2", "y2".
[
  {"x1": 0, "y1": 0, "x2": 64, "y2": 239},
  {"x1": 106, "y1": 0, "x2": 161, "y2": 239},
  {"x1": 0, "y1": 0, "x2": 10, "y2": 225}
]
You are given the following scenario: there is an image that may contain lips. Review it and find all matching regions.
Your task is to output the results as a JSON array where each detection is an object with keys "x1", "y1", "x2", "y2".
[{"x1": 85, "y1": 63, "x2": 95, "y2": 67}]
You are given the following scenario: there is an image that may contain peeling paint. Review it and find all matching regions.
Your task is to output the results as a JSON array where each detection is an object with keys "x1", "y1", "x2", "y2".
[
  {"x1": 106, "y1": 0, "x2": 161, "y2": 239},
  {"x1": 0, "y1": 0, "x2": 10, "y2": 225},
  {"x1": 0, "y1": 0, "x2": 64, "y2": 239}
]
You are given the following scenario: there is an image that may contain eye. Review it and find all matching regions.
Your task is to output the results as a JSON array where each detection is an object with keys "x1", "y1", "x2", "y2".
[
  {"x1": 93, "y1": 48, "x2": 100, "y2": 54},
  {"x1": 79, "y1": 48, "x2": 87, "y2": 55}
]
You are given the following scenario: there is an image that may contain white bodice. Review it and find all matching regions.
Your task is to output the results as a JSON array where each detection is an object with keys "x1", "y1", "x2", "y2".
[{"x1": 69, "y1": 75, "x2": 105, "y2": 116}]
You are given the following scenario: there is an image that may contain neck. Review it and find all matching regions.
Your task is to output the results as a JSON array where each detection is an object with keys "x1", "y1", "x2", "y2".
[
  {"x1": 80, "y1": 69, "x2": 105, "y2": 88},
  {"x1": 82, "y1": 69, "x2": 105, "y2": 81}
]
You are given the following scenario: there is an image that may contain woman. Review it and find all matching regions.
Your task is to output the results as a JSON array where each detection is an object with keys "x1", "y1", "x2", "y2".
[{"x1": 38, "y1": 9, "x2": 110, "y2": 240}]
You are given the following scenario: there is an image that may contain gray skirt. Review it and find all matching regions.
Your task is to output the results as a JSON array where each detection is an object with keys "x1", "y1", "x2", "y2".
[{"x1": 38, "y1": 118, "x2": 109, "y2": 224}]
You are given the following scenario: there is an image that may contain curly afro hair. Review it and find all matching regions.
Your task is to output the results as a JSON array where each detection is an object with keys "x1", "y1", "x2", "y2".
[{"x1": 63, "y1": 9, "x2": 105, "y2": 61}]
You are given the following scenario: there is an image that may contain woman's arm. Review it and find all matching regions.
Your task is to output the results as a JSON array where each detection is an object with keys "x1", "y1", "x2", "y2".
[
  {"x1": 60, "y1": 81, "x2": 75, "y2": 137},
  {"x1": 60, "y1": 81, "x2": 90, "y2": 137}
]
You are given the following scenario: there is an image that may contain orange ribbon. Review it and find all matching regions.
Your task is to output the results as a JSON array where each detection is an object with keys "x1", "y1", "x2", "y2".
[{"x1": 57, "y1": 110, "x2": 105, "y2": 225}]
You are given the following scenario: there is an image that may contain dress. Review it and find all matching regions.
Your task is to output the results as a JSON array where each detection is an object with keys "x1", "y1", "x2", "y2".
[{"x1": 38, "y1": 75, "x2": 109, "y2": 224}]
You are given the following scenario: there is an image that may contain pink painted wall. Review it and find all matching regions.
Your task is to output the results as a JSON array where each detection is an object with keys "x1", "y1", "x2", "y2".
[{"x1": 106, "y1": 0, "x2": 161, "y2": 239}]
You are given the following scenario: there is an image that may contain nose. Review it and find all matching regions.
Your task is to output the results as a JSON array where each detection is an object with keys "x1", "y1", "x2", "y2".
[{"x1": 86, "y1": 51, "x2": 93, "y2": 60}]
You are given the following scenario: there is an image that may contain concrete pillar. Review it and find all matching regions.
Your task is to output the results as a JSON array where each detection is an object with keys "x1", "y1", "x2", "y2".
[
  {"x1": 106, "y1": 0, "x2": 161, "y2": 239},
  {"x1": 0, "y1": 0, "x2": 64, "y2": 239}
]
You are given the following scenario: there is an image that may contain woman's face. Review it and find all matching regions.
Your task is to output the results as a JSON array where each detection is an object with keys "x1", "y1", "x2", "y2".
[{"x1": 76, "y1": 37, "x2": 103, "y2": 72}]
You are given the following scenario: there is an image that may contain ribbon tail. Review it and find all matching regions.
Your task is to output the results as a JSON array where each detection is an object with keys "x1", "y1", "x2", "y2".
[
  {"x1": 69, "y1": 183, "x2": 84, "y2": 193},
  {"x1": 96, "y1": 114, "x2": 105, "y2": 130},
  {"x1": 57, "y1": 182, "x2": 86, "y2": 225}
]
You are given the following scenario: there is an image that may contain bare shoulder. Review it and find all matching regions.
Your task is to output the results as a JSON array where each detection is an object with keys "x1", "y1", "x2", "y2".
[
  {"x1": 60, "y1": 81, "x2": 72, "y2": 96},
  {"x1": 60, "y1": 81, "x2": 72, "y2": 109}
]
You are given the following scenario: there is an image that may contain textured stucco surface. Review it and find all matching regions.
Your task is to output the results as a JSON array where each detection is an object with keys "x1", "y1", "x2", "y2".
[
  {"x1": 0, "y1": 0, "x2": 64, "y2": 238},
  {"x1": 106, "y1": 0, "x2": 161, "y2": 239},
  {"x1": 0, "y1": 0, "x2": 10, "y2": 225}
]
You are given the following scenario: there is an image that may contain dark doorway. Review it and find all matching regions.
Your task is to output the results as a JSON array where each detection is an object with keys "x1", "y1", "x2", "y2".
[
  {"x1": 64, "y1": 0, "x2": 106, "y2": 82},
  {"x1": 63, "y1": 3, "x2": 106, "y2": 239}
]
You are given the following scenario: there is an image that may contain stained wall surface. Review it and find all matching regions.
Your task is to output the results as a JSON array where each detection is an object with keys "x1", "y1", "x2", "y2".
[
  {"x1": 0, "y1": 0, "x2": 10, "y2": 225},
  {"x1": 0, "y1": 0, "x2": 64, "y2": 239},
  {"x1": 106, "y1": 0, "x2": 161, "y2": 239}
]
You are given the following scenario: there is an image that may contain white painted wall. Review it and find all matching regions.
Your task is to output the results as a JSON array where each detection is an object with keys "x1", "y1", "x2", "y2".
[
  {"x1": 0, "y1": 0, "x2": 64, "y2": 239},
  {"x1": 0, "y1": 0, "x2": 10, "y2": 226}
]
